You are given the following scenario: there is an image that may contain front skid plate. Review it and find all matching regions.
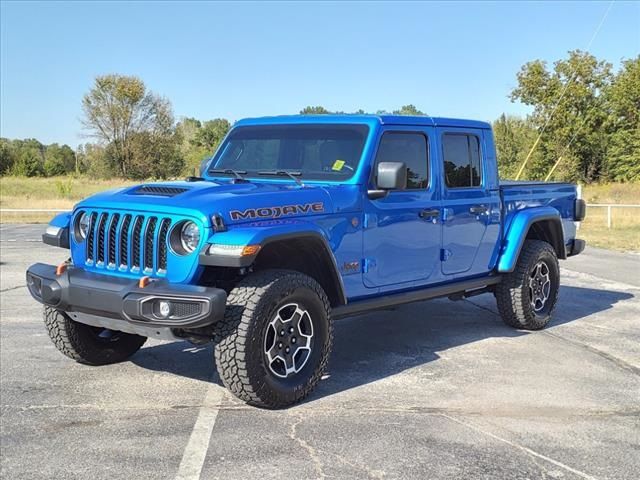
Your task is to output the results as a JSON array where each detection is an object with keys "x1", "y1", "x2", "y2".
[{"x1": 68, "y1": 311, "x2": 181, "y2": 341}]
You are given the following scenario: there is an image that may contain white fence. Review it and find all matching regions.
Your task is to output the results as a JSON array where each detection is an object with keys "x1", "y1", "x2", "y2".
[
  {"x1": 585, "y1": 204, "x2": 640, "y2": 229},
  {"x1": 1, "y1": 205, "x2": 638, "y2": 229}
]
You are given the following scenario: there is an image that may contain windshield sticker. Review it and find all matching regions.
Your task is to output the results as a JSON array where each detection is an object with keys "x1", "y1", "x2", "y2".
[
  {"x1": 230, "y1": 202, "x2": 324, "y2": 221},
  {"x1": 332, "y1": 159, "x2": 346, "y2": 171}
]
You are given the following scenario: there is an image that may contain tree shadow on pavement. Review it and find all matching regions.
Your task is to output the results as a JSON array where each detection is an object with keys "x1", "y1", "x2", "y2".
[{"x1": 130, "y1": 284, "x2": 633, "y2": 401}]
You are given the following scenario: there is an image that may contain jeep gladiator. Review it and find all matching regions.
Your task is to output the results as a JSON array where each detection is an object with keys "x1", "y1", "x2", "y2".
[{"x1": 27, "y1": 115, "x2": 586, "y2": 408}]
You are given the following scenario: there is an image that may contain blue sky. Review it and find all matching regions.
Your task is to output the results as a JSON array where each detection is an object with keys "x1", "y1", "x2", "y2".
[{"x1": 1, "y1": 1, "x2": 638, "y2": 147}]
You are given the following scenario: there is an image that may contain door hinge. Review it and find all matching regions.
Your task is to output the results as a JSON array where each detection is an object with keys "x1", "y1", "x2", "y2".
[
  {"x1": 440, "y1": 249, "x2": 452, "y2": 261},
  {"x1": 363, "y1": 258, "x2": 375, "y2": 273},
  {"x1": 363, "y1": 213, "x2": 375, "y2": 229}
]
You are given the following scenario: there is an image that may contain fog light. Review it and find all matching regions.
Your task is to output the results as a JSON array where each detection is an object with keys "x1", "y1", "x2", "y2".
[{"x1": 158, "y1": 300, "x2": 172, "y2": 318}]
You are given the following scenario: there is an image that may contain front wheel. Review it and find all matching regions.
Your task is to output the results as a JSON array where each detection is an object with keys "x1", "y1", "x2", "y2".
[
  {"x1": 213, "y1": 269, "x2": 333, "y2": 408},
  {"x1": 495, "y1": 240, "x2": 560, "y2": 330}
]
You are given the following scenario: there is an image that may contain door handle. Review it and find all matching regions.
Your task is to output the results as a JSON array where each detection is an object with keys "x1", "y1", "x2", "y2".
[
  {"x1": 469, "y1": 205, "x2": 489, "y2": 215},
  {"x1": 419, "y1": 208, "x2": 440, "y2": 218}
]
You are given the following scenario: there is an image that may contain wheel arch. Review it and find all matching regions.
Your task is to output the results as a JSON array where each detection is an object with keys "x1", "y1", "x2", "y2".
[
  {"x1": 199, "y1": 225, "x2": 347, "y2": 307},
  {"x1": 497, "y1": 207, "x2": 566, "y2": 273},
  {"x1": 252, "y1": 233, "x2": 347, "y2": 307}
]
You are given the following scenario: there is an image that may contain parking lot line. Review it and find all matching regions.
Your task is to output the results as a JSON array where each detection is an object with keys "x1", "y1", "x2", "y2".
[
  {"x1": 175, "y1": 384, "x2": 224, "y2": 480},
  {"x1": 440, "y1": 414, "x2": 598, "y2": 480}
]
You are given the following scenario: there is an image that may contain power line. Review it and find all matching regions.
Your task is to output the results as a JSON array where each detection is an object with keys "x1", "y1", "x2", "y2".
[{"x1": 515, "y1": 0, "x2": 615, "y2": 180}]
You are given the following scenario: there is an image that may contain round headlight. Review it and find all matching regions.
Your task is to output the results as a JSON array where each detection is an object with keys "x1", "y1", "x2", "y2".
[
  {"x1": 75, "y1": 212, "x2": 91, "y2": 242},
  {"x1": 180, "y1": 221, "x2": 200, "y2": 254}
]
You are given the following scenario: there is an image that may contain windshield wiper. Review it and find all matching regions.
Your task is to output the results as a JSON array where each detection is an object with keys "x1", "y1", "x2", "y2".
[
  {"x1": 209, "y1": 168, "x2": 249, "y2": 182},
  {"x1": 257, "y1": 170, "x2": 304, "y2": 186}
]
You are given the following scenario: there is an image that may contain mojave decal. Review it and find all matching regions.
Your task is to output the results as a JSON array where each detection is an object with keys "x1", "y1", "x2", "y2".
[{"x1": 229, "y1": 202, "x2": 324, "y2": 221}]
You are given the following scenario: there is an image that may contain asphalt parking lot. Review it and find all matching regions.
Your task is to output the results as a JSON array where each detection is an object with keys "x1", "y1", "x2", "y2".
[{"x1": 1, "y1": 224, "x2": 639, "y2": 480}]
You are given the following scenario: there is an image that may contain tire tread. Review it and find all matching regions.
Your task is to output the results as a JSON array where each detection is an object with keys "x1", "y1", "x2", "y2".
[
  {"x1": 495, "y1": 240, "x2": 559, "y2": 330},
  {"x1": 43, "y1": 307, "x2": 146, "y2": 365},
  {"x1": 213, "y1": 269, "x2": 333, "y2": 408}
]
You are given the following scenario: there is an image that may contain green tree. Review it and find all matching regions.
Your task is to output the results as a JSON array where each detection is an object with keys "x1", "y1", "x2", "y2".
[
  {"x1": 604, "y1": 56, "x2": 640, "y2": 181},
  {"x1": 300, "y1": 106, "x2": 330, "y2": 114},
  {"x1": 77, "y1": 143, "x2": 116, "y2": 179},
  {"x1": 194, "y1": 119, "x2": 231, "y2": 151},
  {"x1": 176, "y1": 117, "x2": 202, "y2": 153},
  {"x1": 393, "y1": 104, "x2": 425, "y2": 116},
  {"x1": 44, "y1": 144, "x2": 75, "y2": 176},
  {"x1": 128, "y1": 131, "x2": 183, "y2": 179},
  {"x1": 81, "y1": 74, "x2": 176, "y2": 177},
  {"x1": 12, "y1": 148, "x2": 43, "y2": 176},
  {"x1": 510, "y1": 50, "x2": 612, "y2": 182},
  {"x1": 493, "y1": 114, "x2": 545, "y2": 179},
  {"x1": 175, "y1": 117, "x2": 231, "y2": 175},
  {"x1": 176, "y1": 118, "x2": 208, "y2": 175},
  {"x1": 0, "y1": 139, "x2": 16, "y2": 175}
]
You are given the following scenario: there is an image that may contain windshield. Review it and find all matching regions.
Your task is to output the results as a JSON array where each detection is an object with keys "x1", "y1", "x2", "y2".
[{"x1": 209, "y1": 124, "x2": 369, "y2": 181}]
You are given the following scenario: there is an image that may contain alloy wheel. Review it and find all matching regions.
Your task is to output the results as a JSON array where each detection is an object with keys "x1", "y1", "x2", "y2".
[
  {"x1": 529, "y1": 261, "x2": 551, "y2": 312},
  {"x1": 263, "y1": 303, "x2": 314, "y2": 378}
]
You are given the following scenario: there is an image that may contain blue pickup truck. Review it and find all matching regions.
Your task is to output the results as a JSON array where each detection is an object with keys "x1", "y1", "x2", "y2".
[{"x1": 27, "y1": 115, "x2": 586, "y2": 408}]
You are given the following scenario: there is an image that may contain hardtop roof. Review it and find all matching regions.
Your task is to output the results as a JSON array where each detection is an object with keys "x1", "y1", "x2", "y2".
[{"x1": 235, "y1": 114, "x2": 491, "y2": 130}]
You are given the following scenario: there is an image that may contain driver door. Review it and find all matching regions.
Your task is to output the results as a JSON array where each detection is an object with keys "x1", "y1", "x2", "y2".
[{"x1": 363, "y1": 127, "x2": 442, "y2": 288}]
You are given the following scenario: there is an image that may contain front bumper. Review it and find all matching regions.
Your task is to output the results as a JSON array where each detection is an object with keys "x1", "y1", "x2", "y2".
[{"x1": 26, "y1": 263, "x2": 227, "y2": 329}]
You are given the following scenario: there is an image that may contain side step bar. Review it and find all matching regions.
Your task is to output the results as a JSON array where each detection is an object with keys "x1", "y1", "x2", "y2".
[{"x1": 333, "y1": 276, "x2": 501, "y2": 320}]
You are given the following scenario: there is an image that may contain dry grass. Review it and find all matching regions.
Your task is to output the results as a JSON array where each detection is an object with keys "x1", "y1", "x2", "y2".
[
  {"x1": 1, "y1": 176, "x2": 639, "y2": 251},
  {"x1": 0, "y1": 176, "x2": 136, "y2": 223},
  {"x1": 579, "y1": 183, "x2": 640, "y2": 252},
  {"x1": 581, "y1": 183, "x2": 640, "y2": 205}
]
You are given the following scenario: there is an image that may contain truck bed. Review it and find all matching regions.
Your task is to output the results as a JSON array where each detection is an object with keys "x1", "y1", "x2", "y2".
[{"x1": 499, "y1": 180, "x2": 578, "y2": 247}]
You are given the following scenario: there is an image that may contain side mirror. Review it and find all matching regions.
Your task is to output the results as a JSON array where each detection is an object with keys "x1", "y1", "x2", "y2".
[
  {"x1": 377, "y1": 162, "x2": 407, "y2": 190},
  {"x1": 368, "y1": 162, "x2": 407, "y2": 199}
]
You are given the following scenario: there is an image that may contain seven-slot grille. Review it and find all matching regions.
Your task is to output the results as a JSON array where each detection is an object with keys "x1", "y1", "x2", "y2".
[{"x1": 84, "y1": 211, "x2": 174, "y2": 276}]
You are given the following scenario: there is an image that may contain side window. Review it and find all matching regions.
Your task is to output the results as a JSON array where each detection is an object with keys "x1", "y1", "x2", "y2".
[
  {"x1": 442, "y1": 134, "x2": 482, "y2": 188},
  {"x1": 375, "y1": 132, "x2": 428, "y2": 189}
]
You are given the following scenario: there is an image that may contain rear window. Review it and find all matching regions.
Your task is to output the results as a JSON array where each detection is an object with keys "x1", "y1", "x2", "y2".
[{"x1": 442, "y1": 134, "x2": 482, "y2": 188}]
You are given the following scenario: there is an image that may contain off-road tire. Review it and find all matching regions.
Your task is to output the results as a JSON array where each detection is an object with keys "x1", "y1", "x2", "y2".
[
  {"x1": 44, "y1": 306, "x2": 147, "y2": 365},
  {"x1": 213, "y1": 269, "x2": 333, "y2": 409},
  {"x1": 495, "y1": 240, "x2": 560, "y2": 330}
]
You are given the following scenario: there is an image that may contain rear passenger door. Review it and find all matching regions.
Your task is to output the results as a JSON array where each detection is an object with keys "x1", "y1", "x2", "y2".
[{"x1": 439, "y1": 128, "x2": 500, "y2": 276}]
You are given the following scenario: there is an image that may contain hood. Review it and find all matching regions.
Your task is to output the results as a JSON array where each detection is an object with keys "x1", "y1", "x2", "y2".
[{"x1": 75, "y1": 180, "x2": 361, "y2": 227}]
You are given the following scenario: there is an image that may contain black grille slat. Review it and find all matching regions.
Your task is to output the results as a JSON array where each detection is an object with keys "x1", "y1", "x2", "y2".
[
  {"x1": 144, "y1": 217, "x2": 158, "y2": 271},
  {"x1": 119, "y1": 214, "x2": 132, "y2": 267},
  {"x1": 107, "y1": 214, "x2": 120, "y2": 266},
  {"x1": 96, "y1": 213, "x2": 108, "y2": 264},
  {"x1": 82, "y1": 210, "x2": 174, "y2": 277},
  {"x1": 86, "y1": 212, "x2": 98, "y2": 262},
  {"x1": 133, "y1": 185, "x2": 188, "y2": 197},
  {"x1": 158, "y1": 218, "x2": 171, "y2": 271},
  {"x1": 131, "y1": 216, "x2": 143, "y2": 270}
]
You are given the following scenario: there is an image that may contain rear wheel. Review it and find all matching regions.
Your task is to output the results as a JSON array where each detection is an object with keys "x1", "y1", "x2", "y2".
[
  {"x1": 43, "y1": 307, "x2": 147, "y2": 365},
  {"x1": 495, "y1": 240, "x2": 560, "y2": 330},
  {"x1": 213, "y1": 269, "x2": 332, "y2": 408}
]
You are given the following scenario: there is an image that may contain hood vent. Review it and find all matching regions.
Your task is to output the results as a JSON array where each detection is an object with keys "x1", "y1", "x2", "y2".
[{"x1": 132, "y1": 185, "x2": 189, "y2": 197}]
